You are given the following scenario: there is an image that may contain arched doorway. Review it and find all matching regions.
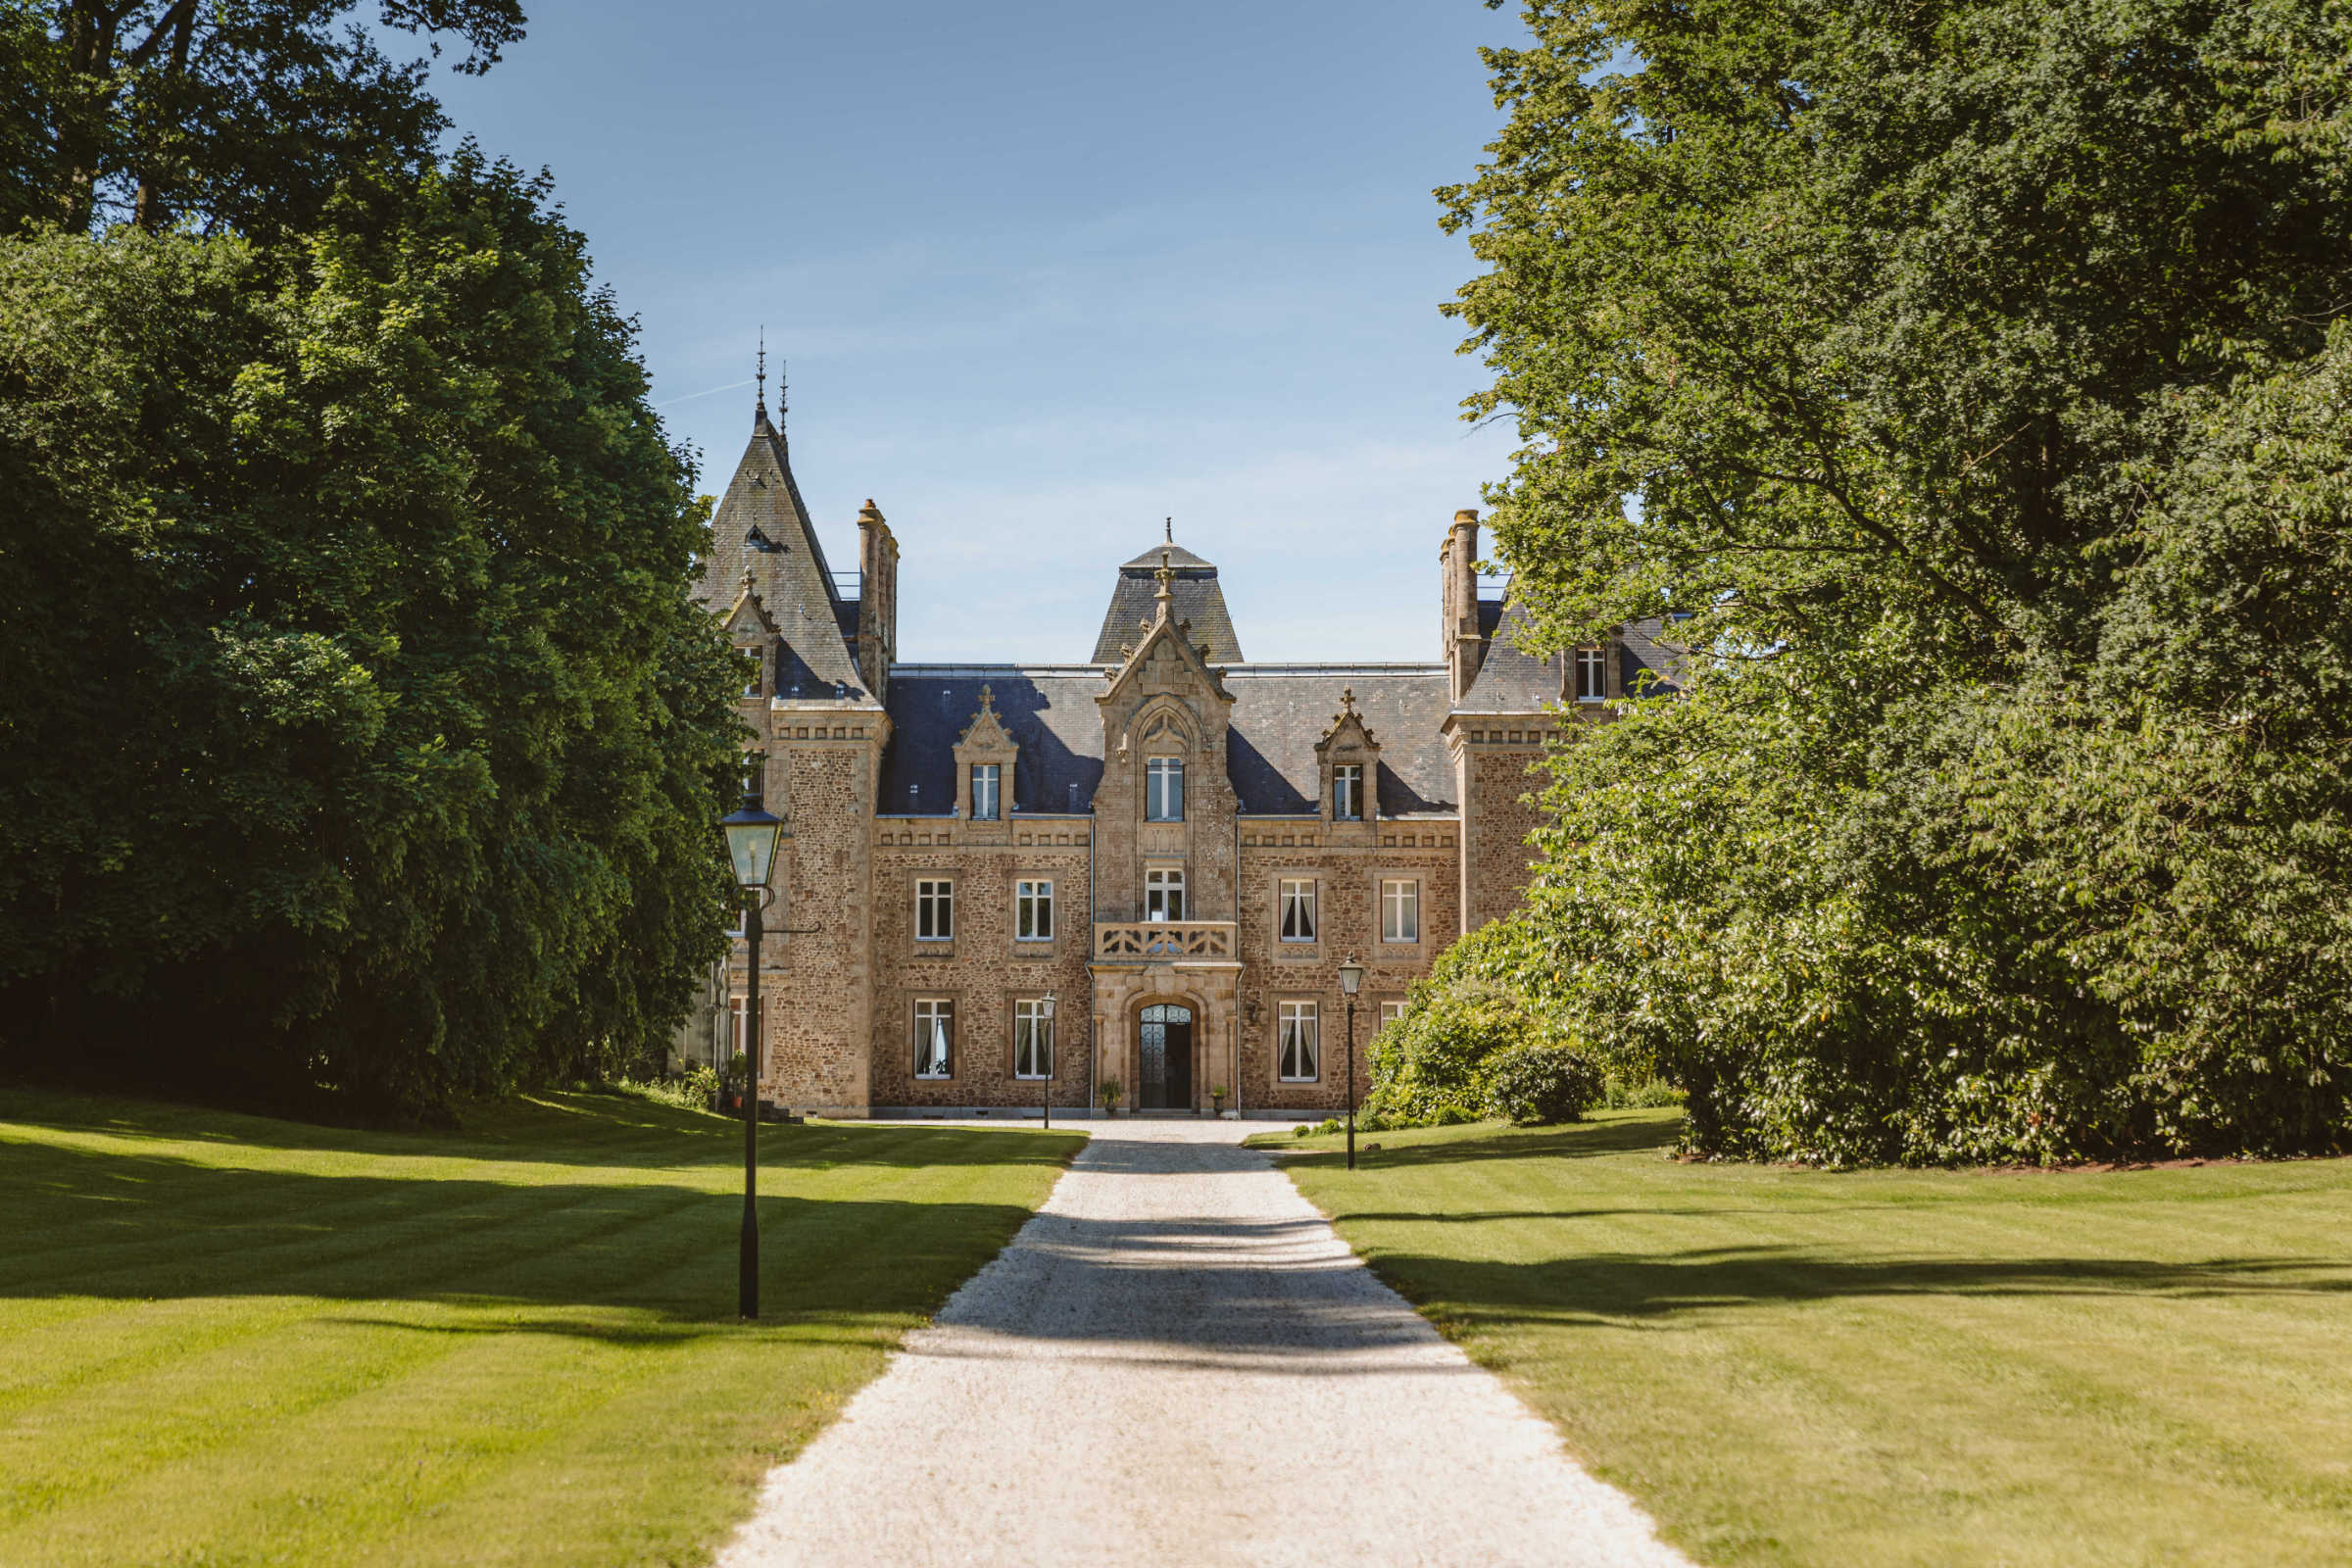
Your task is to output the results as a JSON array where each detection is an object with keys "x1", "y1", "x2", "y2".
[{"x1": 1138, "y1": 1003, "x2": 1194, "y2": 1110}]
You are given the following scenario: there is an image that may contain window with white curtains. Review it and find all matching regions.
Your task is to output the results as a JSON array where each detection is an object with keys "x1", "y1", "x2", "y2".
[{"x1": 913, "y1": 999, "x2": 954, "y2": 1079}]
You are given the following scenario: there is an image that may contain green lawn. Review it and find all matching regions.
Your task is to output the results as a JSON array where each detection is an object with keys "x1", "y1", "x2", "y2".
[
  {"x1": 1266, "y1": 1111, "x2": 2352, "y2": 1568},
  {"x1": 0, "y1": 1087, "x2": 1080, "y2": 1567}
]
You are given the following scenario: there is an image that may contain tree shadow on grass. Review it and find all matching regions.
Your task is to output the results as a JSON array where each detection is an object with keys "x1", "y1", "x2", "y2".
[
  {"x1": 1365, "y1": 1245, "x2": 2352, "y2": 1333},
  {"x1": 1276, "y1": 1114, "x2": 1682, "y2": 1170},
  {"x1": 0, "y1": 1086, "x2": 1083, "y2": 1171},
  {"x1": 0, "y1": 1137, "x2": 1053, "y2": 1339}
]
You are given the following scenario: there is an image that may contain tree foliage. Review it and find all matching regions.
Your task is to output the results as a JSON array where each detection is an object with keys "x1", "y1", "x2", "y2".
[
  {"x1": 1439, "y1": 0, "x2": 2352, "y2": 1162},
  {"x1": 0, "y1": 4, "x2": 741, "y2": 1113},
  {"x1": 3, "y1": 0, "x2": 523, "y2": 238}
]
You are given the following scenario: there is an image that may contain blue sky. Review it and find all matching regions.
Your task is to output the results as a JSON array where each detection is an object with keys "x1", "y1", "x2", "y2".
[{"x1": 430, "y1": 0, "x2": 1528, "y2": 662}]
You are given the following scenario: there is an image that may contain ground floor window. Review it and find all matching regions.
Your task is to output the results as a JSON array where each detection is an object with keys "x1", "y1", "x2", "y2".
[
  {"x1": 1013, "y1": 998, "x2": 1054, "y2": 1079},
  {"x1": 913, "y1": 999, "x2": 954, "y2": 1078},
  {"x1": 1378, "y1": 999, "x2": 1407, "y2": 1031},
  {"x1": 1278, "y1": 1001, "x2": 1320, "y2": 1082}
]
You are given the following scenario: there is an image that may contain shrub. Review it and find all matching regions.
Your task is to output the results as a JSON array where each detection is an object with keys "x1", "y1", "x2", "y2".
[
  {"x1": 1364, "y1": 982, "x2": 1540, "y2": 1125},
  {"x1": 1603, "y1": 1076, "x2": 1686, "y2": 1110},
  {"x1": 1486, "y1": 1042, "x2": 1603, "y2": 1125}
]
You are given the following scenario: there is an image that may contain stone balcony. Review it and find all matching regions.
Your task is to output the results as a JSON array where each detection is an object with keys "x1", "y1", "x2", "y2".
[{"x1": 1093, "y1": 921, "x2": 1239, "y2": 961}]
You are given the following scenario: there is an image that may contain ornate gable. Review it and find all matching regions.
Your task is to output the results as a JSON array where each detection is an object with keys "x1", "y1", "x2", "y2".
[
  {"x1": 1313, "y1": 687, "x2": 1381, "y2": 823},
  {"x1": 1099, "y1": 551, "x2": 1235, "y2": 741},
  {"x1": 952, "y1": 684, "x2": 1019, "y2": 822}
]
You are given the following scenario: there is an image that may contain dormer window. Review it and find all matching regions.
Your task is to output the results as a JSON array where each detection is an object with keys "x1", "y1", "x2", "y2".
[
  {"x1": 970, "y1": 763, "x2": 1001, "y2": 820},
  {"x1": 740, "y1": 646, "x2": 764, "y2": 699},
  {"x1": 1574, "y1": 647, "x2": 1607, "y2": 703},
  {"x1": 1332, "y1": 763, "x2": 1363, "y2": 820},
  {"x1": 1147, "y1": 757, "x2": 1186, "y2": 821}
]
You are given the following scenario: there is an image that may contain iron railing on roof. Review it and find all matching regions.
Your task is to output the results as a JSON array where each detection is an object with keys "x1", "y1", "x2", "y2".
[{"x1": 829, "y1": 570, "x2": 860, "y2": 600}]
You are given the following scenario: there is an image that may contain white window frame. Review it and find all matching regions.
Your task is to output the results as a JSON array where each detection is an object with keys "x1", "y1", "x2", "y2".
[
  {"x1": 1332, "y1": 762, "x2": 1363, "y2": 820},
  {"x1": 1574, "y1": 646, "x2": 1607, "y2": 703},
  {"x1": 1013, "y1": 998, "x2": 1054, "y2": 1080},
  {"x1": 728, "y1": 996, "x2": 750, "y2": 1065},
  {"x1": 741, "y1": 646, "x2": 763, "y2": 699},
  {"x1": 1144, "y1": 866, "x2": 1187, "y2": 922},
  {"x1": 1146, "y1": 757, "x2": 1186, "y2": 821},
  {"x1": 1381, "y1": 878, "x2": 1420, "y2": 945},
  {"x1": 1015, "y1": 878, "x2": 1054, "y2": 942},
  {"x1": 1278, "y1": 1000, "x2": 1320, "y2": 1082},
  {"x1": 913, "y1": 998, "x2": 954, "y2": 1079},
  {"x1": 1278, "y1": 877, "x2": 1318, "y2": 944},
  {"x1": 915, "y1": 878, "x2": 955, "y2": 942},
  {"x1": 970, "y1": 762, "x2": 1001, "y2": 820},
  {"x1": 1378, "y1": 1000, "x2": 1408, "y2": 1031}
]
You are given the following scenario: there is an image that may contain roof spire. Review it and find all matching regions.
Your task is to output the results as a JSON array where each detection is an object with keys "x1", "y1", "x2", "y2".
[
  {"x1": 755, "y1": 328, "x2": 767, "y2": 425},
  {"x1": 1164, "y1": 515, "x2": 1173, "y2": 544},
  {"x1": 776, "y1": 358, "x2": 788, "y2": 430}
]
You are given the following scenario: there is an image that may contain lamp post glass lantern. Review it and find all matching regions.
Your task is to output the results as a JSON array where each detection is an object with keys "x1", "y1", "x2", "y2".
[
  {"x1": 1337, "y1": 956, "x2": 1364, "y2": 1170},
  {"x1": 720, "y1": 774, "x2": 787, "y2": 1320},
  {"x1": 1040, "y1": 990, "x2": 1056, "y2": 1129}
]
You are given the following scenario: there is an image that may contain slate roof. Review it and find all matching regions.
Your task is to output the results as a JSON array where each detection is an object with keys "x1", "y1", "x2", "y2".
[
  {"x1": 1223, "y1": 667, "x2": 1458, "y2": 816},
  {"x1": 879, "y1": 669, "x2": 1108, "y2": 817},
  {"x1": 705, "y1": 404, "x2": 866, "y2": 695},
  {"x1": 1088, "y1": 540, "x2": 1246, "y2": 664},
  {"x1": 878, "y1": 664, "x2": 1459, "y2": 818},
  {"x1": 1452, "y1": 601, "x2": 1685, "y2": 711}
]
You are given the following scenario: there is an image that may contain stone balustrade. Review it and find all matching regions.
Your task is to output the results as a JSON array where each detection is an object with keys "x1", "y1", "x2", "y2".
[{"x1": 1093, "y1": 921, "x2": 1239, "y2": 960}]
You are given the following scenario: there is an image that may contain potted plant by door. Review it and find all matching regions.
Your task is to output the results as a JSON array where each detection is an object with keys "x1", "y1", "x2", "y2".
[
  {"x1": 1210, "y1": 1084, "x2": 1228, "y2": 1116},
  {"x1": 717, "y1": 1053, "x2": 750, "y2": 1114},
  {"x1": 1098, "y1": 1077, "x2": 1124, "y2": 1118}
]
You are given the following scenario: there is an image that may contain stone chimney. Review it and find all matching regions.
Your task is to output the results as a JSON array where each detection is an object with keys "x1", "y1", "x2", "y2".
[
  {"x1": 856, "y1": 499, "x2": 898, "y2": 701},
  {"x1": 1443, "y1": 509, "x2": 1487, "y2": 702}
]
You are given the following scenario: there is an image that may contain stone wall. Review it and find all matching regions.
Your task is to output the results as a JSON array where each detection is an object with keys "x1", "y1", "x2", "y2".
[
  {"x1": 1233, "y1": 826, "x2": 1459, "y2": 1114},
  {"x1": 1454, "y1": 729, "x2": 1554, "y2": 937},
  {"x1": 866, "y1": 819, "x2": 1096, "y2": 1109}
]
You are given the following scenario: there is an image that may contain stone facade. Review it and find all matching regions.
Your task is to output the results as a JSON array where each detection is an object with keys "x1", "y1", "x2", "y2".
[{"x1": 689, "y1": 393, "x2": 1676, "y2": 1114}]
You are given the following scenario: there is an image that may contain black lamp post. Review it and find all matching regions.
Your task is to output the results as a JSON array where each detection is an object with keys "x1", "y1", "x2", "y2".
[
  {"x1": 1338, "y1": 955, "x2": 1364, "y2": 1171},
  {"x1": 1040, "y1": 990, "x2": 1056, "y2": 1130},
  {"x1": 721, "y1": 775, "x2": 786, "y2": 1321}
]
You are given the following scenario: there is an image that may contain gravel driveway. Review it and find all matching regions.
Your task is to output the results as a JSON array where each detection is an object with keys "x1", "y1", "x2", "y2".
[{"x1": 715, "y1": 1119, "x2": 1694, "y2": 1568}]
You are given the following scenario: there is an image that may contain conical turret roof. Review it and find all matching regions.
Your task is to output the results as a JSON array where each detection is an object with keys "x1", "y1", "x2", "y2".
[{"x1": 699, "y1": 393, "x2": 864, "y2": 696}]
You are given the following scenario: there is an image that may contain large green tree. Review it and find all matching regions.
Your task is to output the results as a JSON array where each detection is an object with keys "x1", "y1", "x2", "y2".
[
  {"x1": 1439, "y1": 0, "x2": 2352, "y2": 1161},
  {"x1": 0, "y1": 141, "x2": 741, "y2": 1107}
]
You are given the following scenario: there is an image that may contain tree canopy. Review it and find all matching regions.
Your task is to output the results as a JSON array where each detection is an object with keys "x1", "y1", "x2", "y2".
[
  {"x1": 1435, "y1": 0, "x2": 2352, "y2": 1162},
  {"x1": 0, "y1": 5, "x2": 742, "y2": 1112}
]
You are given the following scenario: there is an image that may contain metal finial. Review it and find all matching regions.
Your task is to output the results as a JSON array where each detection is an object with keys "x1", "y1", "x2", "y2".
[
  {"x1": 1164, "y1": 515, "x2": 1172, "y2": 544},
  {"x1": 777, "y1": 359, "x2": 788, "y2": 426},
  {"x1": 756, "y1": 328, "x2": 766, "y2": 410}
]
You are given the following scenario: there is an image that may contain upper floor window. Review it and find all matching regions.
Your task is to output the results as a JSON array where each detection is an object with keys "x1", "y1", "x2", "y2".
[
  {"x1": 1146, "y1": 757, "x2": 1186, "y2": 821},
  {"x1": 1145, "y1": 867, "x2": 1186, "y2": 922},
  {"x1": 1378, "y1": 1000, "x2": 1408, "y2": 1032},
  {"x1": 1278, "y1": 1001, "x2": 1320, "y2": 1081},
  {"x1": 1013, "y1": 998, "x2": 1054, "y2": 1080},
  {"x1": 970, "y1": 763, "x2": 1001, "y2": 820},
  {"x1": 740, "y1": 647, "x2": 764, "y2": 699},
  {"x1": 1016, "y1": 878, "x2": 1054, "y2": 941},
  {"x1": 913, "y1": 999, "x2": 954, "y2": 1079},
  {"x1": 1381, "y1": 878, "x2": 1420, "y2": 944},
  {"x1": 1279, "y1": 878, "x2": 1317, "y2": 943},
  {"x1": 1332, "y1": 763, "x2": 1364, "y2": 820},
  {"x1": 915, "y1": 878, "x2": 954, "y2": 941},
  {"x1": 1574, "y1": 647, "x2": 1607, "y2": 703}
]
